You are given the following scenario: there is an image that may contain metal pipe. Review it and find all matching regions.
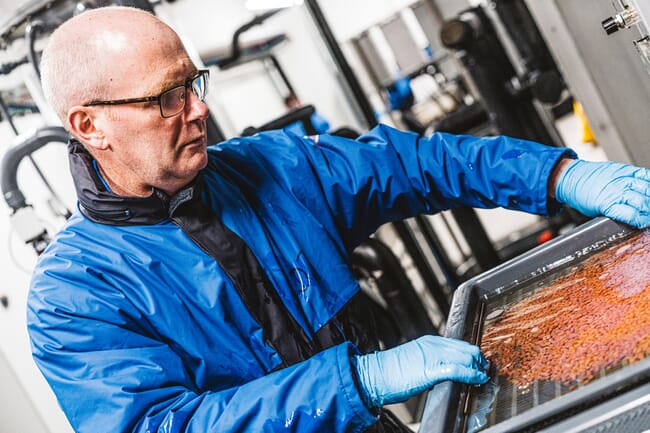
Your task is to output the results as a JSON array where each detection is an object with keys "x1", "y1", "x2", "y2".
[
  {"x1": 0, "y1": 55, "x2": 29, "y2": 76},
  {"x1": 268, "y1": 54, "x2": 296, "y2": 96},
  {"x1": 351, "y1": 237, "x2": 438, "y2": 339},
  {"x1": 450, "y1": 206, "x2": 500, "y2": 271},
  {"x1": 303, "y1": 0, "x2": 378, "y2": 128},
  {"x1": 414, "y1": 215, "x2": 461, "y2": 290},
  {"x1": 0, "y1": 92, "x2": 19, "y2": 135},
  {"x1": 391, "y1": 220, "x2": 451, "y2": 317}
]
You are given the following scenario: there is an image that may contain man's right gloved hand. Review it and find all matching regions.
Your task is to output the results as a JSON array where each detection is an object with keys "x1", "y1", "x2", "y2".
[
  {"x1": 555, "y1": 159, "x2": 650, "y2": 228},
  {"x1": 352, "y1": 335, "x2": 489, "y2": 407}
]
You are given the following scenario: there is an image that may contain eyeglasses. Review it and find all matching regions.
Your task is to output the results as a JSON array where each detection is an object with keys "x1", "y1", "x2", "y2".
[{"x1": 83, "y1": 69, "x2": 210, "y2": 118}]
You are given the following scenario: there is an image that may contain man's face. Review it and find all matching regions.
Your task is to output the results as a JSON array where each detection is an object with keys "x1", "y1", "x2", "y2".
[{"x1": 94, "y1": 41, "x2": 210, "y2": 196}]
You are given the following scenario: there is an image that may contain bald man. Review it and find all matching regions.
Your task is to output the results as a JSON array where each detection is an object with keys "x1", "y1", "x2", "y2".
[{"x1": 28, "y1": 6, "x2": 650, "y2": 433}]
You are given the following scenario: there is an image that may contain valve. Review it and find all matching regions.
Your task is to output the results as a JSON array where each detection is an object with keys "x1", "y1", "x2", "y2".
[{"x1": 602, "y1": 5, "x2": 640, "y2": 35}]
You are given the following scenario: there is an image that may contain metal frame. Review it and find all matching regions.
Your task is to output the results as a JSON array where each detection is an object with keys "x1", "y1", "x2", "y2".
[{"x1": 419, "y1": 217, "x2": 650, "y2": 433}]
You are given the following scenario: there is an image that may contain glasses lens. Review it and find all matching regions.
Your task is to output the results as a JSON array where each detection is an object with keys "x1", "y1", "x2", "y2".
[
  {"x1": 191, "y1": 71, "x2": 209, "y2": 101},
  {"x1": 158, "y1": 71, "x2": 209, "y2": 118},
  {"x1": 160, "y1": 86, "x2": 185, "y2": 118}
]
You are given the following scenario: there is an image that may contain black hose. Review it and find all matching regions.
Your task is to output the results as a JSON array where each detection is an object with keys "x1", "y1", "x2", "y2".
[
  {"x1": 0, "y1": 92, "x2": 72, "y2": 217},
  {"x1": 219, "y1": 9, "x2": 284, "y2": 68},
  {"x1": 25, "y1": 19, "x2": 44, "y2": 79},
  {"x1": 1, "y1": 126, "x2": 70, "y2": 212}
]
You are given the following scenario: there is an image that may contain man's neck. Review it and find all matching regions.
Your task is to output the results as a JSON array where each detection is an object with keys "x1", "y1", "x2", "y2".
[{"x1": 95, "y1": 162, "x2": 153, "y2": 197}]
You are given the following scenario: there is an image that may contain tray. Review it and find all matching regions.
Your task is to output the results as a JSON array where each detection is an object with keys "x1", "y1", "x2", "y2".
[{"x1": 419, "y1": 217, "x2": 650, "y2": 433}]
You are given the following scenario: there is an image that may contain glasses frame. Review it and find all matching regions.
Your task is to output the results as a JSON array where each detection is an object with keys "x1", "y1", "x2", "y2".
[{"x1": 83, "y1": 69, "x2": 210, "y2": 118}]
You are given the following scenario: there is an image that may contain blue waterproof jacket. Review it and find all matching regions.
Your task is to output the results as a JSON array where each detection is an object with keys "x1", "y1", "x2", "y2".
[{"x1": 28, "y1": 124, "x2": 573, "y2": 433}]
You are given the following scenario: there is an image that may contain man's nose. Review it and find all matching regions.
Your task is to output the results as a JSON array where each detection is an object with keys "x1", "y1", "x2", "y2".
[{"x1": 186, "y1": 89, "x2": 209, "y2": 120}]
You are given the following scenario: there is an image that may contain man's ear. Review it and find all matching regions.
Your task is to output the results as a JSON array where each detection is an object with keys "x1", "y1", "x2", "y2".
[{"x1": 67, "y1": 106, "x2": 107, "y2": 151}]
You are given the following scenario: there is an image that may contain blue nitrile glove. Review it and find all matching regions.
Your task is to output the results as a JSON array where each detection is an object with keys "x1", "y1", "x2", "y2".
[
  {"x1": 555, "y1": 160, "x2": 650, "y2": 228},
  {"x1": 352, "y1": 335, "x2": 489, "y2": 407}
]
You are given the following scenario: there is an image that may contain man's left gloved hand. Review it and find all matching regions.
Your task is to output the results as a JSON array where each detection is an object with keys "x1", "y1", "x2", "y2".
[
  {"x1": 352, "y1": 335, "x2": 489, "y2": 407},
  {"x1": 555, "y1": 160, "x2": 650, "y2": 228}
]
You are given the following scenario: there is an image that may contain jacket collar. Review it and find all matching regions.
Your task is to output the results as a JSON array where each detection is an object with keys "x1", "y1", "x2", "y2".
[{"x1": 68, "y1": 139, "x2": 202, "y2": 225}]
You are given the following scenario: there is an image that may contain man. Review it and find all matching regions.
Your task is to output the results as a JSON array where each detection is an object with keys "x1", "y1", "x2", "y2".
[{"x1": 28, "y1": 6, "x2": 650, "y2": 433}]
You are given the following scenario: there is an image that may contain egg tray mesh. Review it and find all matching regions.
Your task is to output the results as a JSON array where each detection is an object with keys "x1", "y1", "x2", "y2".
[{"x1": 419, "y1": 218, "x2": 650, "y2": 433}]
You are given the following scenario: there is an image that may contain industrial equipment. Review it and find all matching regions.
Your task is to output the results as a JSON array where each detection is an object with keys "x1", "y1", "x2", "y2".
[
  {"x1": 439, "y1": 4, "x2": 564, "y2": 147},
  {"x1": 525, "y1": 0, "x2": 650, "y2": 167},
  {"x1": 1, "y1": 126, "x2": 70, "y2": 254},
  {"x1": 420, "y1": 217, "x2": 650, "y2": 433},
  {"x1": 601, "y1": 0, "x2": 650, "y2": 74},
  {"x1": 346, "y1": 1, "x2": 587, "y2": 321}
]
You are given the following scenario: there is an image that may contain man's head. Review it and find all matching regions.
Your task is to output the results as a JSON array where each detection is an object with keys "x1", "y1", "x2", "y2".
[
  {"x1": 41, "y1": 6, "x2": 210, "y2": 196},
  {"x1": 283, "y1": 93, "x2": 301, "y2": 110}
]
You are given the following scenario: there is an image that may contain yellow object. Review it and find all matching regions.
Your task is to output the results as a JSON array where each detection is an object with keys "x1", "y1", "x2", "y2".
[{"x1": 573, "y1": 101, "x2": 597, "y2": 144}]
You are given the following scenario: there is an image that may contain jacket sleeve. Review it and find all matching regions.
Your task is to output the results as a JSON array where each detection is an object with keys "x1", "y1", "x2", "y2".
[
  {"x1": 27, "y1": 254, "x2": 377, "y2": 433},
  {"x1": 232, "y1": 124, "x2": 575, "y2": 248}
]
